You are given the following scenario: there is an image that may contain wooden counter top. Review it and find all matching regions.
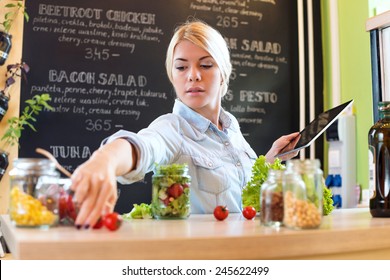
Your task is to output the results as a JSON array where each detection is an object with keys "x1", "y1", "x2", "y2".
[{"x1": 1, "y1": 208, "x2": 390, "y2": 260}]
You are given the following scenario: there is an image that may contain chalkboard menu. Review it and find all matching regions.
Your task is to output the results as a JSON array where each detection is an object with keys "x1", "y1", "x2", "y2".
[{"x1": 20, "y1": 0, "x2": 300, "y2": 213}]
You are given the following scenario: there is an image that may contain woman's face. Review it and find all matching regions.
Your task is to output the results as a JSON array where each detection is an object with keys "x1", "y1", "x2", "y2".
[{"x1": 171, "y1": 40, "x2": 223, "y2": 115}]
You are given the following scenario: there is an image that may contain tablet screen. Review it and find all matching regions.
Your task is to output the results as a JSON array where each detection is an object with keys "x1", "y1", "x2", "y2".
[{"x1": 276, "y1": 99, "x2": 354, "y2": 157}]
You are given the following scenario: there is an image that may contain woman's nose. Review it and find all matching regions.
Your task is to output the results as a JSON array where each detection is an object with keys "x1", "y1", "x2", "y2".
[{"x1": 188, "y1": 67, "x2": 201, "y2": 82}]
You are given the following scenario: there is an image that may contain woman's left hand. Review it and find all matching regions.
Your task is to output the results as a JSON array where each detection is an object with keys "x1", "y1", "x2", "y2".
[{"x1": 265, "y1": 132, "x2": 300, "y2": 163}]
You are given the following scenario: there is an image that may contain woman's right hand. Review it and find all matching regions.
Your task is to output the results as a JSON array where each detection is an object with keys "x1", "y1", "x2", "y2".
[
  {"x1": 70, "y1": 138, "x2": 136, "y2": 229},
  {"x1": 71, "y1": 149, "x2": 118, "y2": 229}
]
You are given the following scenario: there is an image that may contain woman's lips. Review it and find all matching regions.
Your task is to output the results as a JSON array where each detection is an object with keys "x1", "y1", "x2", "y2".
[{"x1": 186, "y1": 87, "x2": 204, "y2": 94}]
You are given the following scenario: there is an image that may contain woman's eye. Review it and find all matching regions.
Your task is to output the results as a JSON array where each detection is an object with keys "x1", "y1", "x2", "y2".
[
  {"x1": 175, "y1": 65, "x2": 186, "y2": 71},
  {"x1": 201, "y1": 64, "x2": 213, "y2": 69}
]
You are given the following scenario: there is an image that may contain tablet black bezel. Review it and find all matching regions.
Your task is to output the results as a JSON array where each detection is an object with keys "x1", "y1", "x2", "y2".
[{"x1": 275, "y1": 99, "x2": 354, "y2": 158}]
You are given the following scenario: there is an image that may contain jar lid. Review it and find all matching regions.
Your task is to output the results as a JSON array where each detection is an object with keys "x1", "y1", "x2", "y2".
[
  {"x1": 267, "y1": 168, "x2": 285, "y2": 178},
  {"x1": 0, "y1": 30, "x2": 12, "y2": 37},
  {"x1": 286, "y1": 158, "x2": 321, "y2": 173},
  {"x1": 154, "y1": 163, "x2": 188, "y2": 175},
  {"x1": 0, "y1": 92, "x2": 9, "y2": 101},
  {"x1": 12, "y1": 158, "x2": 56, "y2": 171}
]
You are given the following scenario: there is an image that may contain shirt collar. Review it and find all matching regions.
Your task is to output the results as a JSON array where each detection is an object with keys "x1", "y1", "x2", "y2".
[{"x1": 172, "y1": 99, "x2": 236, "y2": 133}]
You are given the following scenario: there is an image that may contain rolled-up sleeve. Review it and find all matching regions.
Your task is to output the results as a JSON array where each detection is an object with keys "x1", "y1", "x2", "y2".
[{"x1": 101, "y1": 114, "x2": 183, "y2": 185}]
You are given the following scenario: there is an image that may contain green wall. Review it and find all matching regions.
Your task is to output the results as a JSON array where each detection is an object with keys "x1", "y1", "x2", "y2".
[{"x1": 321, "y1": 0, "x2": 372, "y2": 191}]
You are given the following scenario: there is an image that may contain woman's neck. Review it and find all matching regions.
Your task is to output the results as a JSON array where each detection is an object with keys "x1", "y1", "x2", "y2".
[{"x1": 195, "y1": 105, "x2": 221, "y2": 129}]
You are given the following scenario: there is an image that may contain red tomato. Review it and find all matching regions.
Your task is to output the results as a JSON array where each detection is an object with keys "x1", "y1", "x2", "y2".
[
  {"x1": 92, "y1": 217, "x2": 104, "y2": 229},
  {"x1": 242, "y1": 206, "x2": 257, "y2": 220},
  {"x1": 213, "y1": 205, "x2": 229, "y2": 221},
  {"x1": 103, "y1": 212, "x2": 123, "y2": 231},
  {"x1": 58, "y1": 193, "x2": 67, "y2": 220},
  {"x1": 66, "y1": 193, "x2": 78, "y2": 222},
  {"x1": 167, "y1": 183, "x2": 184, "y2": 199},
  {"x1": 58, "y1": 191, "x2": 78, "y2": 224},
  {"x1": 161, "y1": 197, "x2": 170, "y2": 206}
]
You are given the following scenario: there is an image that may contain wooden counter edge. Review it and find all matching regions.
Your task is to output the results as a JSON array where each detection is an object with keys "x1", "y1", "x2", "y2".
[
  {"x1": 0, "y1": 253, "x2": 13, "y2": 260},
  {"x1": 2, "y1": 210, "x2": 390, "y2": 260}
]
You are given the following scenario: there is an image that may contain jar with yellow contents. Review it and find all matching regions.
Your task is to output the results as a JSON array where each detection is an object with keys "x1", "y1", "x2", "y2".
[
  {"x1": 9, "y1": 158, "x2": 60, "y2": 228},
  {"x1": 283, "y1": 159, "x2": 323, "y2": 229}
]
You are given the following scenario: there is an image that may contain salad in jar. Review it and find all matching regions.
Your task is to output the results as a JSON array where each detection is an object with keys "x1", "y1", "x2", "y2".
[{"x1": 151, "y1": 163, "x2": 191, "y2": 219}]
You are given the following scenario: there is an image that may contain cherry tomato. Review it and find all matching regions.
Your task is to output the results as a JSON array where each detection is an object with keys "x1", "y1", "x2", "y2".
[
  {"x1": 242, "y1": 206, "x2": 257, "y2": 220},
  {"x1": 103, "y1": 212, "x2": 123, "y2": 231},
  {"x1": 167, "y1": 183, "x2": 184, "y2": 199},
  {"x1": 92, "y1": 217, "x2": 104, "y2": 229},
  {"x1": 58, "y1": 192, "x2": 67, "y2": 220},
  {"x1": 66, "y1": 193, "x2": 78, "y2": 222},
  {"x1": 213, "y1": 205, "x2": 229, "y2": 221},
  {"x1": 58, "y1": 191, "x2": 79, "y2": 224}
]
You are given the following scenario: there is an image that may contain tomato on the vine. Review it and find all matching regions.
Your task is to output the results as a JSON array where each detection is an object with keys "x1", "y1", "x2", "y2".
[
  {"x1": 103, "y1": 212, "x2": 123, "y2": 231},
  {"x1": 213, "y1": 205, "x2": 229, "y2": 221},
  {"x1": 242, "y1": 206, "x2": 257, "y2": 220}
]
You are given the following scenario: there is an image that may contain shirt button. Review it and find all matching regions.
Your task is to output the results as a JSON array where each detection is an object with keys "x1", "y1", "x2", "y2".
[
  {"x1": 224, "y1": 142, "x2": 230, "y2": 146},
  {"x1": 236, "y1": 162, "x2": 241, "y2": 167},
  {"x1": 208, "y1": 162, "x2": 213, "y2": 167}
]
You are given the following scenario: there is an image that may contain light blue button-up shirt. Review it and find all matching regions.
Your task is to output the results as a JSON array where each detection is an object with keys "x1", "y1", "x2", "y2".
[{"x1": 103, "y1": 99, "x2": 258, "y2": 214}]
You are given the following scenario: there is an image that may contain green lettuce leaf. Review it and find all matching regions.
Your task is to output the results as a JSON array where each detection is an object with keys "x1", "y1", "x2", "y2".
[
  {"x1": 122, "y1": 203, "x2": 153, "y2": 220},
  {"x1": 242, "y1": 155, "x2": 285, "y2": 212},
  {"x1": 323, "y1": 186, "x2": 334, "y2": 216}
]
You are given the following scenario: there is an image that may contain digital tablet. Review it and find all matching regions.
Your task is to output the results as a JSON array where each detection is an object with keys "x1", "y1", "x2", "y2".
[{"x1": 275, "y1": 99, "x2": 354, "y2": 158}]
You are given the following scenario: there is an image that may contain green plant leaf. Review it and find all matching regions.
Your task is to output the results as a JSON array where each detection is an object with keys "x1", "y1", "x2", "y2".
[
  {"x1": 4, "y1": 12, "x2": 14, "y2": 20},
  {"x1": 1, "y1": 1, "x2": 28, "y2": 34},
  {"x1": 14, "y1": 129, "x2": 21, "y2": 138},
  {"x1": 1, "y1": 93, "x2": 52, "y2": 147},
  {"x1": 23, "y1": 12, "x2": 29, "y2": 22},
  {"x1": 25, "y1": 122, "x2": 36, "y2": 132}
]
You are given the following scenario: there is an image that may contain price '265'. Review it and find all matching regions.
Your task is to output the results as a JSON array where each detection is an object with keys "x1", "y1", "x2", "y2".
[
  {"x1": 85, "y1": 48, "x2": 110, "y2": 61},
  {"x1": 85, "y1": 119, "x2": 112, "y2": 132},
  {"x1": 216, "y1": 16, "x2": 239, "y2": 28}
]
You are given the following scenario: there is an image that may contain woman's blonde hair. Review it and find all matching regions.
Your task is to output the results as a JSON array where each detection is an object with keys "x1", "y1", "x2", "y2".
[{"x1": 165, "y1": 20, "x2": 232, "y2": 97}]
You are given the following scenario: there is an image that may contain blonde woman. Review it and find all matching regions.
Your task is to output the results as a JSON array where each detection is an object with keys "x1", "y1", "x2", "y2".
[{"x1": 71, "y1": 20, "x2": 299, "y2": 229}]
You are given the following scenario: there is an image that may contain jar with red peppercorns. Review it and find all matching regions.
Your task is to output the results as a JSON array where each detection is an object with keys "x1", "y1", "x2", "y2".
[{"x1": 260, "y1": 169, "x2": 285, "y2": 227}]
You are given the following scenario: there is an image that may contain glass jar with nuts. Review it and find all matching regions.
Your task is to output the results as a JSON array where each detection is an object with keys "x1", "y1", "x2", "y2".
[
  {"x1": 283, "y1": 159, "x2": 323, "y2": 229},
  {"x1": 260, "y1": 169, "x2": 285, "y2": 227}
]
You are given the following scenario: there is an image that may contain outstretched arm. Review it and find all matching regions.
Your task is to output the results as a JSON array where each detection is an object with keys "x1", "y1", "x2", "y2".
[{"x1": 70, "y1": 138, "x2": 137, "y2": 228}]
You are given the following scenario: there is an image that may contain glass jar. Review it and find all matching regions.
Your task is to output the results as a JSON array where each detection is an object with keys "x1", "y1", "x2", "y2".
[
  {"x1": 0, "y1": 31, "x2": 12, "y2": 66},
  {"x1": 151, "y1": 163, "x2": 191, "y2": 219},
  {"x1": 9, "y1": 158, "x2": 60, "y2": 228},
  {"x1": 260, "y1": 169, "x2": 284, "y2": 227},
  {"x1": 0, "y1": 148, "x2": 9, "y2": 182},
  {"x1": 368, "y1": 101, "x2": 390, "y2": 217},
  {"x1": 0, "y1": 92, "x2": 9, "y2": 122},
  {"x1": 283, "y1": 159, "x2": 323, "y2": 229}
]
